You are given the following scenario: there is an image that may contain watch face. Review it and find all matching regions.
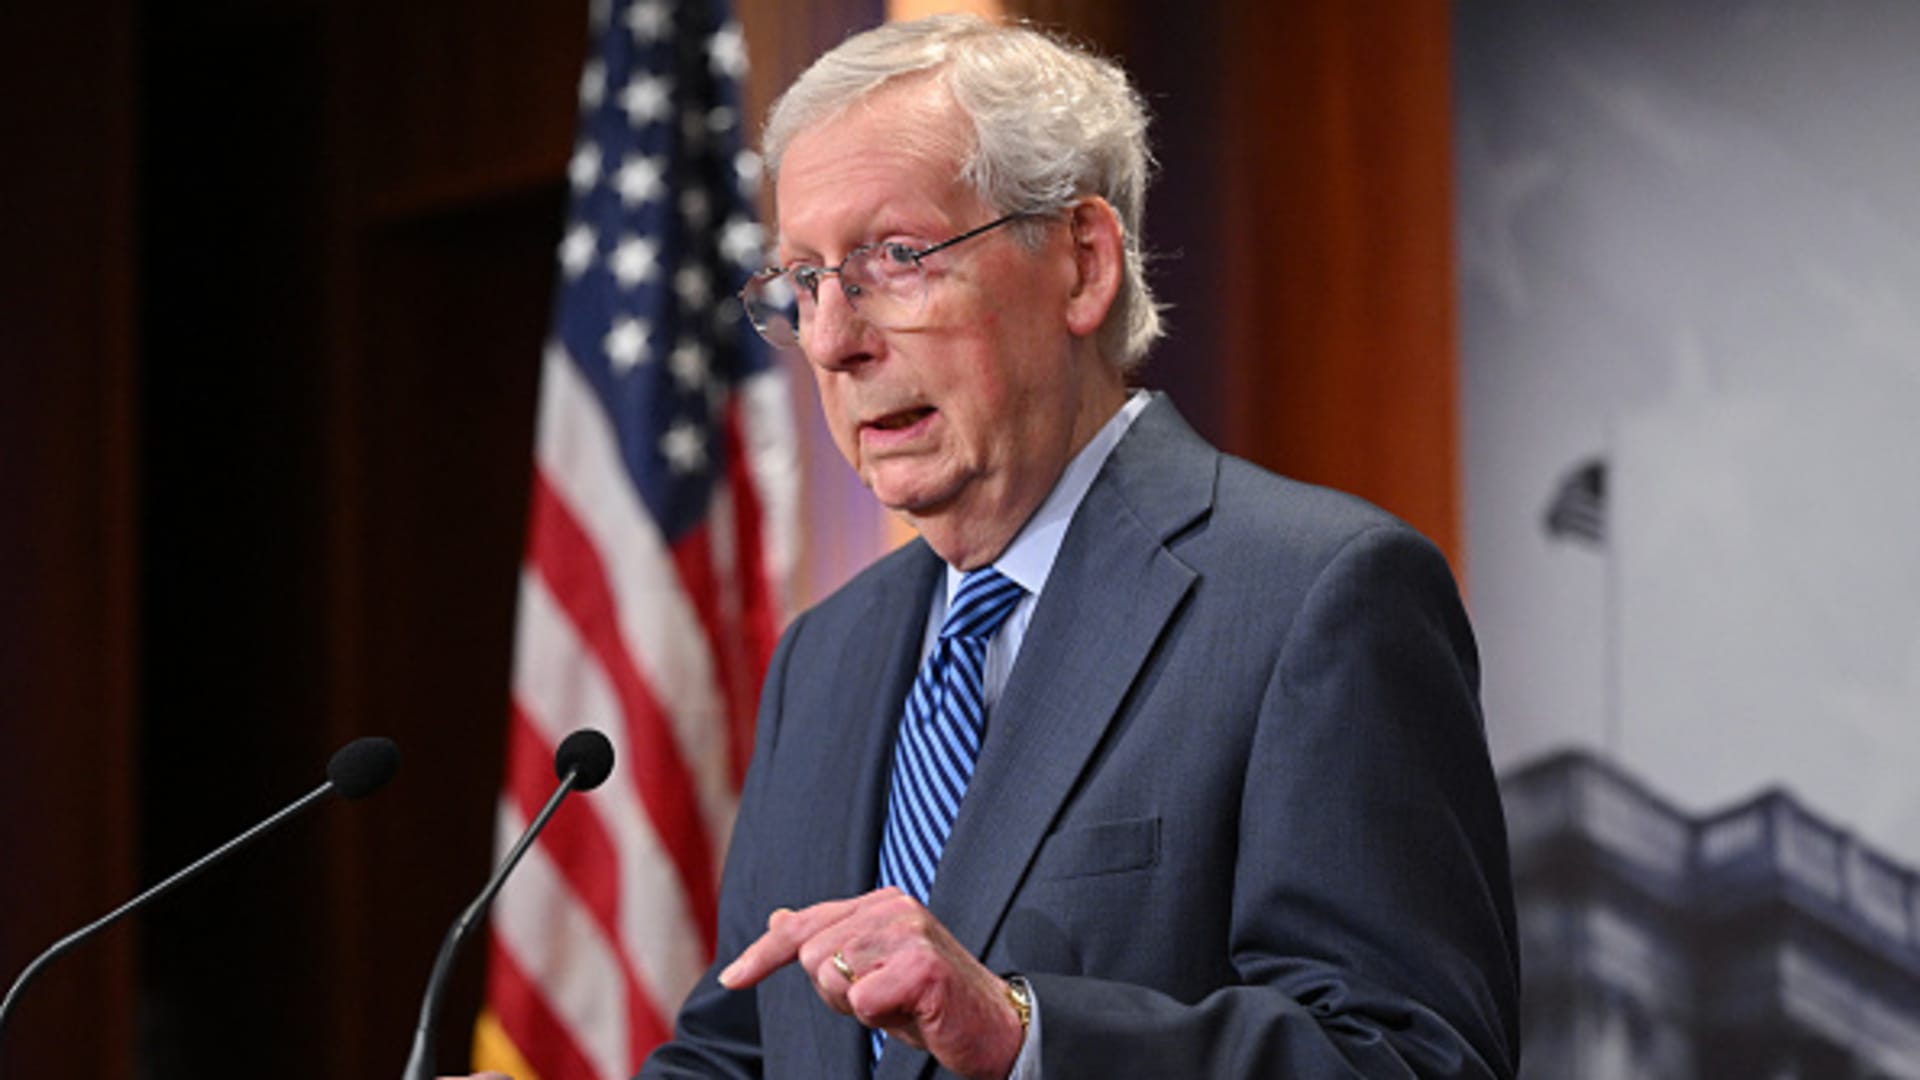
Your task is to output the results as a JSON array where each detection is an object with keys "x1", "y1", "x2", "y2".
[{"x1": 1004, "y1": 977, "x2": 1033, "y2": 1032}]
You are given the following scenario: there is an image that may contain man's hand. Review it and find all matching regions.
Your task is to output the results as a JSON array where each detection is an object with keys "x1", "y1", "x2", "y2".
[{"x1": 718, "y1": 887, "x2": 1024, "y2": 1080}]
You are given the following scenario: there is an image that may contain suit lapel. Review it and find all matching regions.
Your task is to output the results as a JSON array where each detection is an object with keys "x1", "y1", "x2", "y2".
[
  {"x1": 926, "y1": 397, "x2": 1215, "y2": 980},
  {"x1": 818, "y1": 542, "x2": 942, "y2": 897},
  {"x1": 801, "y1": 542, "x2": 943, "y2": 1077}
]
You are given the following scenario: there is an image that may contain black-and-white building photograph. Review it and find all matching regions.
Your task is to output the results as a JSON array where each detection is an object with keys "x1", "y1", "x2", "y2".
[{"x1": 1460, "y1": 3, "x2": 1920, "y2": 1076}]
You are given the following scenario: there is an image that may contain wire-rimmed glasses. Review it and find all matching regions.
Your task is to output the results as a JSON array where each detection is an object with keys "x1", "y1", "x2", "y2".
[{"x1": 739, "y1": 210, "x2": 1041, "y2": 351}]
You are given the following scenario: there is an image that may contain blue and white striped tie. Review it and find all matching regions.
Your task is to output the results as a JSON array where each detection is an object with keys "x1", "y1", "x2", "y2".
[
  {"x1": 877, "y1": 567, "x2": 1026, "y2": 903},
  {"x1": 869, "y1": 568, "x2": 1024, "y2": 1063}
]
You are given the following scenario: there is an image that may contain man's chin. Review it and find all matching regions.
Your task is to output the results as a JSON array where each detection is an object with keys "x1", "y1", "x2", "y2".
[
  {"x1": 877, "y1": 492, "x2": 954, "y2": 521},
  {"x1": 863, "y1": 469, "x2": 960, "y2": 519}
]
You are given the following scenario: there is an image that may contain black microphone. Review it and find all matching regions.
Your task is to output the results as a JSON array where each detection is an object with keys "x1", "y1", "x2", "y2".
[
  {"x1": 402, "y1": 728, "x2": 614, "y2": 1080},
  {"x1": 0, "y1": 736, "x2": 400, "y2": 1046}
]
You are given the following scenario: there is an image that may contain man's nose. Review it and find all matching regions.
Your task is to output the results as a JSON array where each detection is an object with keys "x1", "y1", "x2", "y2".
[{"x1": 801, "y1": 275, "x2": 876, "y2": 372}]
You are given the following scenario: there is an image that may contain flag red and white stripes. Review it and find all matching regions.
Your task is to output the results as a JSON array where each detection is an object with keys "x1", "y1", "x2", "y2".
[{"x1": 475, "y1": 1, "x2": 795, "y2": 1075}]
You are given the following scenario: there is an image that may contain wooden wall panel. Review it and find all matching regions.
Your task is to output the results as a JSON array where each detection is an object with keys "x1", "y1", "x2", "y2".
[
  {"x1": 356, "y1": 0, "x2": 589, "y2": 220},
  {"x1": 310, "y1": 3, "x2": 585, "y2": 1072},
  {"x1": 740, "y1": 0, "x2": 886, "y2": 131},
  {"x1": 333, "y1": 194, "x2": 560, "y2": 1073},
  {"x1": 1217, "y1": 3, "x2": 1460, "y2": 565},
  {"x1": 0, "y1": 2, "x2": 140, "y2": 1078},
  {"x1": 135, "y1": 5, "x2": 350, "y2": 1076}
]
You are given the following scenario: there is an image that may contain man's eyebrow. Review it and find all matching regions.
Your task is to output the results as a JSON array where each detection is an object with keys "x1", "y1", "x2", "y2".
[
  {"x1": 868, "y1": 213, "x2": 945, "y2": 241},
  {"x1": 771, "y1": 212, "x2": 940, "y2": 265},
  {"x1": 770, "y1": 237, "x2": 819, "y2": 266},
  {"x1": 768, "y1": 225, "x2": 829, "y2": 259}
]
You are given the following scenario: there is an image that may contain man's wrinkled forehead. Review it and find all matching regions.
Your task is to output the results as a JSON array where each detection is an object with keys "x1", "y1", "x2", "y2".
[{"x1": 770, "y1": 79, "x2": 973, "y2": 240}]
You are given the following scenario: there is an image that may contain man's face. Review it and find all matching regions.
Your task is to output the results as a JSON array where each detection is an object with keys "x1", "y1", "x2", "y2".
[{"x1": 774, "y1": 81, "x2": 1119, "y2": 566}]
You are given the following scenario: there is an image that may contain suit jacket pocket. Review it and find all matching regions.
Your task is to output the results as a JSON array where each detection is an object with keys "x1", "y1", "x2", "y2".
[{"x1": 1031, "y1": 816, "x2": 1160, "y2": 880}]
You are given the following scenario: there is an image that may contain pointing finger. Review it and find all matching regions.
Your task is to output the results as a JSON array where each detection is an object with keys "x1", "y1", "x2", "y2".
[{"x1": 719, "y1": 896, "x2": 864, "y2": 989}]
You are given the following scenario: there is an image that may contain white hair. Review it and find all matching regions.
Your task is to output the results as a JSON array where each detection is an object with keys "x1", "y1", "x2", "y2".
[{"x1": 763, "y1": 14, "x2": 1164, "y2": 372}]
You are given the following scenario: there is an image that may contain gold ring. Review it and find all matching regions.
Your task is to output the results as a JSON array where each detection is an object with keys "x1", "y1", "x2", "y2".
[{"x1": 831, "y1": 950, "x2": 858, "y2": 983}]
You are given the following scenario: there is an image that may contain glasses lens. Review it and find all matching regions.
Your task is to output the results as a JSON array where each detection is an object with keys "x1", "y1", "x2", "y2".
[
  {"x1": 740, "y1": 245, "x2": 929, "y2": 349},
  {"x1": 742, "y1": 270, "x2": 802, "y2": 350},
  {"x1": 842, "y1": 245, "x2": 926, "y2": 330}
]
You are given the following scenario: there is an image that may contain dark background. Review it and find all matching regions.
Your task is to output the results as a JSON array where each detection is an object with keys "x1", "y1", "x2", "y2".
[{"x1": 0, "y1": 1, "x2": 1457, "y2": 1075}]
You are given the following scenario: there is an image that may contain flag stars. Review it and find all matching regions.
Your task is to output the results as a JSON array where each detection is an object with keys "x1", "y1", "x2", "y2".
[
  {"x1": 660, "y1": 420, "x2": 709, "y2": 475},
  {"x1": 605, "y1": 316, "x2": 653, "y2": 373},
  {"x1": 757, "y1": 273, "x2": 796, "y2": 311},
  {"x1": 579, "y1": 60, "x2": 607, "y2": 109},
  {"x1": 734, "y1": 150, "x2": 763, "y2": 195},
  {"x1": 674, "y1": 265, "x2": 712, "y2": 308},
  {"x1": 625, "y1": 0, "x2": 670, "y2": 43},
  {"x1": 669, "y1": 338, "x2": 710, "y2": 391},
  {"x1": 619, "y1": 74, "x2": 672, "y2": 126},
  {"x1": 559, "y1": 224, "x2": 597, "y2": 278},
  {"x1": 611, "y1": 234, "x2": 661, "y2": 287},
  {"x1": 680, "y1": 109, "x2": 710, "y2": 153},
  {"x1": 719, "y1": 216, "x2": 765, "y2": 268},
  {"x1": 568, "y1": 143, "x2": 602, "y2": 193},
  {"x1": 552, "y1": 7, "x2": 768, "y2": 503},
  {"x1": 709, "y1": 22, "x2": 748, "y2": 79},
  {"x1": 615, "y1": 153, "x2": 667, "y2": 207},
  {"x1": 679, "y1": 189, "x2": 712, "y2": 230}
]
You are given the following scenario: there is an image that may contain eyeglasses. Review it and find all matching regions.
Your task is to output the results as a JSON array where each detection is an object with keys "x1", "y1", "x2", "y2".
[{"x1": 739, "y1": 210, "x2": 1040, "y2": 351}]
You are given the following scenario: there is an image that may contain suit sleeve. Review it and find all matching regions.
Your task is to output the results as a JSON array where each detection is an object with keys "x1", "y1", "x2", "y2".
[
  {"x1": 1025, "y1": 525, "x2": 1521, "y2": 1078},
  {"x1": 636, "y1": 613, "x2": 806, "y2": 1078}
]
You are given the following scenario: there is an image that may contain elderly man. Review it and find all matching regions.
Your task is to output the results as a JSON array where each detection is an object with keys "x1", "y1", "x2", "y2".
[{"x1": 475, "y1": 12, "x2": 1517, "y2": 1080}]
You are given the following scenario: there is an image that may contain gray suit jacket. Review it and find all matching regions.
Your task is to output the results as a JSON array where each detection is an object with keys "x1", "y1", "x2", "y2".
[{"x1": 643, "y1": 396, "x2": 1519, "y2": 1078}]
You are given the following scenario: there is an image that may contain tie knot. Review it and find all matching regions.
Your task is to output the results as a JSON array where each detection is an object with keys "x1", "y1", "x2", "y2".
[{"x1": 939, "y1": 568, "x2": 1025, "y2": 642}]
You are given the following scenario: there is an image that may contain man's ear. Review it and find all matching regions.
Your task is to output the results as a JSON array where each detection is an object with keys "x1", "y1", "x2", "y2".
[{"x1": 1063, "y1": 197, "x2": 1124, "y2": 339}]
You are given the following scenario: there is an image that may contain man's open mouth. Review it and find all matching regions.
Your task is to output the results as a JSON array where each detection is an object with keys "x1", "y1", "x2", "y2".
[{"x1": 866, "y1": 407, "x2": 935, "y2": 431}]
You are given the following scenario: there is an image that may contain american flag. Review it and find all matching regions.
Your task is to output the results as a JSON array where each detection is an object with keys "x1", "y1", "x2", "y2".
[{"x1": 474, "y1": 1, "x2": 795, "y2": 1076}]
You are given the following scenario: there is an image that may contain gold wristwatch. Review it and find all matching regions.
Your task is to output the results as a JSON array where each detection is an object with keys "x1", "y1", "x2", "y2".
[{"x1": 1003, "y1": 976, "x2": 1033, "y2": 1036}]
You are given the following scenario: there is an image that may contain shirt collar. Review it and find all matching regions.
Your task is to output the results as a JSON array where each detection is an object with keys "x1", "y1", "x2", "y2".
[{"x1": 946, "y1": 390, "x2": 1151, "y2": 603}]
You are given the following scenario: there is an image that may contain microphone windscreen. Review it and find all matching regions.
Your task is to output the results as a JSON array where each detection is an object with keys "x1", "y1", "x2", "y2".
[
  {"x1": 328, "y1": 736, "x2": 401, "y2": 799},
  {"x1": 555, "y1": 729, "x2": 615, "y2": 791}
]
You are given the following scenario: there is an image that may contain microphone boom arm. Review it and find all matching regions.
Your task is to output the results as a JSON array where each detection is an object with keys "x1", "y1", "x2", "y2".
[
  {"x1": 401, "y1": 766, "x2": 583, "y2": 1080},
  {"x1": 0, "y1": 780, "x2": 335, "y2": 1038}
]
